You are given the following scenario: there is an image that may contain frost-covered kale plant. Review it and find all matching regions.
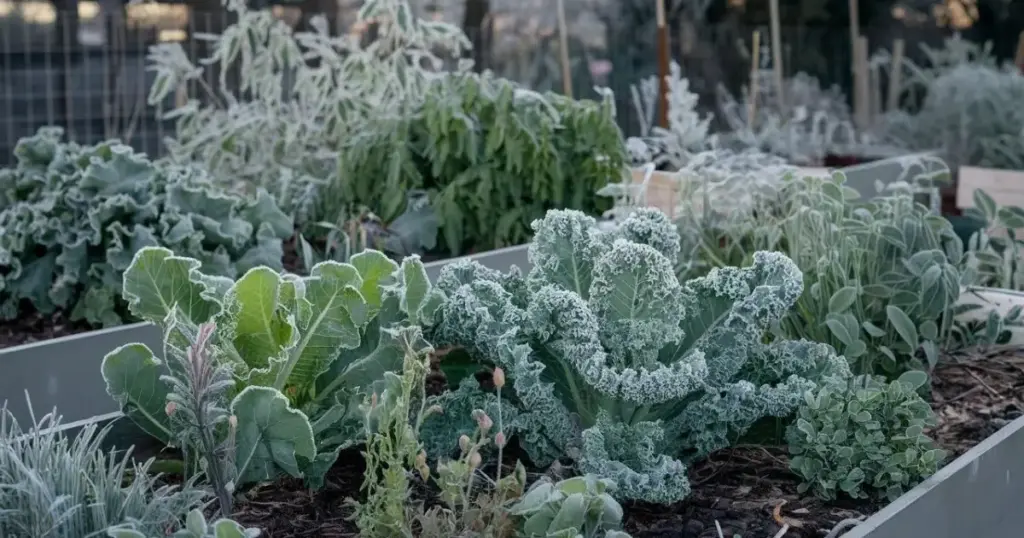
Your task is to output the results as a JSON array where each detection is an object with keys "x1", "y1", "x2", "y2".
[
  {"x1": 871, "y1": 36, "x2": 1024, "y2": 170},
  {"x1": 0, "y1": 400, "x2": 208, "y2": 537},
  {"x1": 787, "y1": 371, "x2": 945, "y2": 501},
  {"x1": 426, "y1": 207, "x2": 850, "y2": 503},
  {"x1": 0, "y1": 127, "x2": 292, "y2": 327},
  {"x1": 147, "y1": 0, "x2": 471, "y2": 221},
  {"x1": 101, "y1": 246, "x2": 444, "y2": 489}
]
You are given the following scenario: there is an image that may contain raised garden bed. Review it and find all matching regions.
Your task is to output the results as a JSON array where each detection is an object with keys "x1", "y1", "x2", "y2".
[
  {"x1": 0, "y1": 244, "x2": 531, "y2": 427},
  {"x1": 62, "y1": 345, "x2": 1024, "y2": 538}
]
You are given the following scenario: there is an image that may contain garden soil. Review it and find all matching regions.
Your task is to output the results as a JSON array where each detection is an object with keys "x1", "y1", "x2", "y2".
[{"x1": 219, "y1": 348, "x2": 1024, "y2": 538}]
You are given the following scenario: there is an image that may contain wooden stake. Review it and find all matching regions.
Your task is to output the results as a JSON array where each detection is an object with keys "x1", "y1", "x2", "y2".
[
  {"x1": 1015, "y1": 30, "x2": 1024, "y2": 71},
  {"x1": 768, "y1": 0, "x2": 785, "y2": 108},
  {"x1": 854, "y1": 36, "x2": 871, "y2": 128},
  {"x1": 555, "y1": 0, "x2": 573, "y2": 98},
  {"x1": 656, "y1": 0, "x2": 670, "y2": 128},
  {"x1": 869, "y1": 63, "x2": 882, "y2": 123},
  {"x1": 748, "y1": 30, "x2": 761, "y2": 126},
  {"x1": 886, "y1": 38, "x2": 905, "y2": 111},
  {"x1": 848, "y1": 0, "x2": 861, "y2": 124}
]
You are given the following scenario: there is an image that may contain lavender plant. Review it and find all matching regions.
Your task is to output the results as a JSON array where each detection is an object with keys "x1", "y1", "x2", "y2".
[
  {"x1": 0, "y1": 128, "x2": 292, "y2": 327},
  {"x1": 426, "y1": 207, "x2": 850, "y2": 503},
  {"x1": 102, "y1": 245, "x2": 445, "y2": 489},
  {"x1": 0, "y1": 400, "x2": 208, "y2": 537}
]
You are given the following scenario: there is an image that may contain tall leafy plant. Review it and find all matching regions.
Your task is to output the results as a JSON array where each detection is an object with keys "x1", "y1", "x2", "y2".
[
  {"x1": 675, "y1": 169, "x2": 963, "y2": 377},
  {"x1": 425, "y1": 208, "x2": 850, "y2": 503},
  {"x1": 333, "y1": 71, "x2": 626, "y2": 255},
  {"x1": 0, "y1": 128, "x2": 292, "y2": 327},
  {"x1": 101, "y1": 246, "x2": 444, "y2": 488}
]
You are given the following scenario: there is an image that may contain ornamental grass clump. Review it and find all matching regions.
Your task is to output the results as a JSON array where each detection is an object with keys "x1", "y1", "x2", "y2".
[
  {"x1": 425, "y1": 207, "x2": 850, "y2": 503},
  {"x1": 0, "y1": 400, "x2": 208, "y2": 537}
]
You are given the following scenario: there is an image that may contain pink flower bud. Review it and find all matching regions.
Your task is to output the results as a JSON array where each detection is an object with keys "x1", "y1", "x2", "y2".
[
  {"x1": 459, "y1": 434, "x2": 471, "y2": 452},
  {"x1": 495, "y1": 431, "x2": 507, "y2": 448},
  {"x1": 492, "y1": 367, "x2": 505, "y2": 389},
  {"x1": 476, "y1": 413, "x2": 493, "y2": 432},
  {"x1": 165, "y1": 401, "x2": 176, "y2": 416},
  {"x1": 469, "y1": 451, "x2": 482, "y2": 469}
]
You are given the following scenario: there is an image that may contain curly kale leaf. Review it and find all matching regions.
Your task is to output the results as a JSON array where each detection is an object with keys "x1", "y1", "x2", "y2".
[
  {"x1": 0, "y1": 127, "x2": 292, "y2": 327},
  {"x1": 429, "y1": 208, "x2": 850, "y2": 502}
]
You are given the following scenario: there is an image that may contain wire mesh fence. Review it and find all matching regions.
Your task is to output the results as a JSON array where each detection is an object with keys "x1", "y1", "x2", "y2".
[{"x1": 0, "y1": 2, "x2": 855, "y2": 166}]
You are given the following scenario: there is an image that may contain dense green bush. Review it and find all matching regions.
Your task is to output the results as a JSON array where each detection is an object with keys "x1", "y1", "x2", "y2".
[
  {"x1": 0, "y1": 127, "x2": 292, "y2": 327},
  {"x1": 331, "y1": 72, "x2": 627, "y2": 256}
]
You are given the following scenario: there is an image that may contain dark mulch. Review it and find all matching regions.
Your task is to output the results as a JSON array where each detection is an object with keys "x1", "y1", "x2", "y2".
[
  {"x1": 219, "y1": 348, "x2": 1024, "y2": 538},
  {"x1": 0, "y1": 309, "x2": 92, "y2": 350}
]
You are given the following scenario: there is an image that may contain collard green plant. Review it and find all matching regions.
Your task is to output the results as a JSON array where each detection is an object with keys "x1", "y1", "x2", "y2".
[
  {"x1": 426, "y1": 207, "x2": 850, "y2": 503},
  {"x1": 0, "y1": 127, "x2": 292, "y2": 327},
  {"x1": 101, "y1": 245, "x2": 444, "y2": 489},
  {"x1": 508, "y1": 475, "x2": 632, "y2": 538},
  {"x1": 331, "y1": 70, "x2": 627, "y2": 255},
  {"x1": 676, "y1": 168, "x2": 963, "y2": 377},
  {"x1": 107, "y1": 509, "x2": 260, "y2": 538},
  {"x1": 0, "y1": 400, "x2": 208, "y2": 538},
  {"x1": 787, "y1": 371, "x2": 946, "y2": 501}
]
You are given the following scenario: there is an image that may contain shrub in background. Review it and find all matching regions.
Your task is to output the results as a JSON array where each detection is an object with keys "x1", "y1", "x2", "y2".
[
  {"x1": 0, "y1": 127, "x2": 292, "y2": 327},
  {"x1": 332, "y1": 71, "x2": 627, "y2": 256},
  {"x1": 787, "y1": 371, "x2": 946, "y2": 501}
]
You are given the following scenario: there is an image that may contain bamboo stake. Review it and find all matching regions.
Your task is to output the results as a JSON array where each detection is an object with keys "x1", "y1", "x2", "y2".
[
  {"x1": 555, "y1": 0, "x2": 573, "y2": 98},
  {"x1": 656, "y1": 0, "x2": 670, "y2": 128},
  {"x1": 768, "y1": 0, "x2": 785, "y2": 108},
  {"x1": 748, "y1": 30, "x2": 761, "y2": 126},
  {"x1": 886, "y1": 38, "x2": 905, "y2": 111}
]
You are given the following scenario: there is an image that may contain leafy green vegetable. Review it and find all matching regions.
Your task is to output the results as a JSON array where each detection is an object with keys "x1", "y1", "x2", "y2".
[
  {"x1": 0, "y1": 127, "x2": 292, "y2": 327},
  {"x1": 426, "y1": 208, "x2": 850, "y2": 503},
  {"x1": 102, "y1": 246, "x2": 443, "y2": 487}
]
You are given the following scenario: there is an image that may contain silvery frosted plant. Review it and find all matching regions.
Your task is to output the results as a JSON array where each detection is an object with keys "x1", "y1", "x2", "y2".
[
  {"x1": 147, "y1": 0, "x2": 470, "y2": 220},
  {"x1": 627, "y1": 62, "x2": 713, "y2": 169},
  {"x1": 787, "y1": 371, "x2": 945, "y2": 501},
  {"x1": 716, "y1": 70, "x2": 901, "y2": 165},
  {"x1": 0, "y1": 401, "x2": 207, "y2": 537},
  {"x1": 871, "y1": 36, "x2": 1024, "y2": 170},
  {"x1": 508, "y1": 475, "x2": 631, "y2": 538},
  {"x1": 427, "y1": 207, "x2": 850, "y2": 503},
  {"x1": 108, "y1": 509, "x2": 260, "y2": 538}
]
